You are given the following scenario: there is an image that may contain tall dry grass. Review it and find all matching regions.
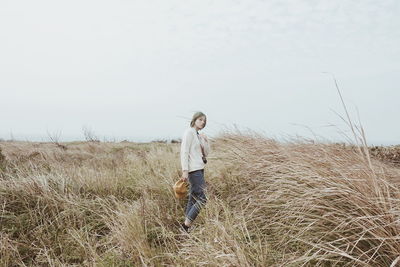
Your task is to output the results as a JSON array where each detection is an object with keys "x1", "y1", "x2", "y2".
[{"x1": 1, "y1": 105, "x2": 400, "y2": 266}]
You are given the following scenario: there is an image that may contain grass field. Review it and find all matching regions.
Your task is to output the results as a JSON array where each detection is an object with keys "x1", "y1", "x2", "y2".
[{"x1": 1, "y1": 129, "x2": 400, "y2": 266}]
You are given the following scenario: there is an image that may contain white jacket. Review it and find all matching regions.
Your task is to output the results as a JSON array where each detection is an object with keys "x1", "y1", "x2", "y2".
[{"x1": 180, "y1": 126, "x2": 211, "y2": 172}]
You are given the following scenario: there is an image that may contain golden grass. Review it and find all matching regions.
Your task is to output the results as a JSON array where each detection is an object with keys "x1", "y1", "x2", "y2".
[{"x1": 1, "y1": 128, "x2": 400, "y2": 266}]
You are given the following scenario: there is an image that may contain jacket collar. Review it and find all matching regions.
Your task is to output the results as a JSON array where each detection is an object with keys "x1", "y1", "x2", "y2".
[{"x1": 191, "y1": 127, "x2": 199, "y2": 135}]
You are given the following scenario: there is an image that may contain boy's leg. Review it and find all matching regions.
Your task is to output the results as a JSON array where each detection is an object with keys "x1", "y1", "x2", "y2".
[{"x1": 186, "y1": 170, "x2": 207, "y2": 222}]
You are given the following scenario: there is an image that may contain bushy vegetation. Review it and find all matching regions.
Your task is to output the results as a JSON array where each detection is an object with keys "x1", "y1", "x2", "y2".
[{"x1": 1, "y1": 130, "x2": 400, "y2": 266}]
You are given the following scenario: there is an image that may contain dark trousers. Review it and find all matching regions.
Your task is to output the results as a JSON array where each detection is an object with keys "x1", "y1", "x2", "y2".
[{"x1": 185, "y1": 169, "x2": 208, "y2": 222}]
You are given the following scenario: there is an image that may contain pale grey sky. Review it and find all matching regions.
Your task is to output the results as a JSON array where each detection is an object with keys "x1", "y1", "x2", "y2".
[{"x1": 0, "y1": 0, "x2": 399, "y2": 145}]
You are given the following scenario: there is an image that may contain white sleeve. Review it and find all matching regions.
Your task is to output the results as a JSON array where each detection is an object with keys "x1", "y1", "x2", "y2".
[
  {"x1": 180, "y1": 130, "x2": 193, "y2": 171},
  {"x1": 203, "y1": 139, "x2": 211, "y2": 157}
]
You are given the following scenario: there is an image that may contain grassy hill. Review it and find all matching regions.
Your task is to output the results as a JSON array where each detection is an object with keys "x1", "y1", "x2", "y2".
[{"x1": 1, "y1": 130, "x2": 399, "y2": 266}]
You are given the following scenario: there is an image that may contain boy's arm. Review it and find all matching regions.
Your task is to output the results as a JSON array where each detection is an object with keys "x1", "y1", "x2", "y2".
[
  {"x1": 180, "y1": 130, "x2": 193, "y2": 171},
  {"x1": 202, "y1": 135, "x2": 211, "y2": 157}
]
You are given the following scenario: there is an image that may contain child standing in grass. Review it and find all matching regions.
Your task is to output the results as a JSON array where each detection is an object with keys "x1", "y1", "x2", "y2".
[{"x1": 180, "y1": 111, "x2": 211, "y2": 232}]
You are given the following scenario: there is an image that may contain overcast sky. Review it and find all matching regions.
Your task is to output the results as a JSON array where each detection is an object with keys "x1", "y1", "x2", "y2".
[{"x1": 0, "y1": 0, "x2": 399, "y2": 145}]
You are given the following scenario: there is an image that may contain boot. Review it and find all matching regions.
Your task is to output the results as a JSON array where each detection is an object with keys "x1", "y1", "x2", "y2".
[{"x1": 180, "y1": 222, "x2": 190, "y2": 233}]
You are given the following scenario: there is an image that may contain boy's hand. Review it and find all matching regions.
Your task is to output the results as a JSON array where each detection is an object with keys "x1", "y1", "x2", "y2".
[
  {"x1": 181, "y1": 170, "x2": 189, "y2": 181},
  {"x1": 199, "y1": 133, "x2": 208, "y2": 142}
]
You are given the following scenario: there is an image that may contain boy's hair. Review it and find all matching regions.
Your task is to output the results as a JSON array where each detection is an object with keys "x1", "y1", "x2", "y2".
[{"x1": 190, "y1": 111, "x2": 207, "y2": 128}]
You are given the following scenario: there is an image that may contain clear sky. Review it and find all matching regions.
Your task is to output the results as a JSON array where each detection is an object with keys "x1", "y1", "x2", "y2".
[{"x1": 0, "y1": 0, "x2": 399, "y2": 145}]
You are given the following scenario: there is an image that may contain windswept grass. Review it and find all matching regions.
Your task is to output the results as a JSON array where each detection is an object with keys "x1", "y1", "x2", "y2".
[{"x1": 1, "y1": 126, "x2": 400, "y2": 266}]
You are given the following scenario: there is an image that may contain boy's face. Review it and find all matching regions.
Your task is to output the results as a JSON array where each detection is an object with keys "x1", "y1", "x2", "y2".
[{"x1": 195, "y1": 116, "x2": 206, "y2": 129}]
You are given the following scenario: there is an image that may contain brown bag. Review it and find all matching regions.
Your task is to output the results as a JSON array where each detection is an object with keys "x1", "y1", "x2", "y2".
[
  {"x1": 173, "y1": 177, "x2": 188, "y2": 199},
  {"x1": 196, "y1": 132, "x2": 207, "y2": 164}
]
